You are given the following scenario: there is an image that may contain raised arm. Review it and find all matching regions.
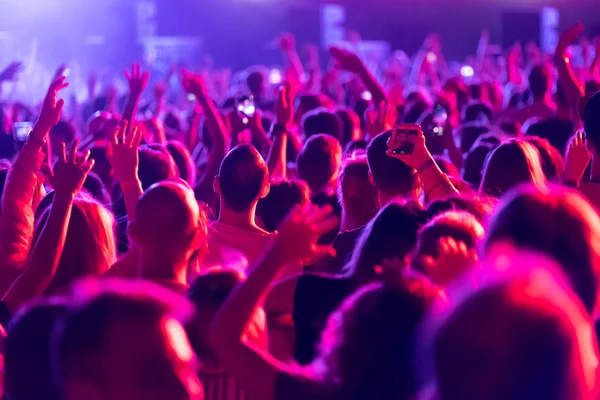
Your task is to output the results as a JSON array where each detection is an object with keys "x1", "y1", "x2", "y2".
[
  {"x1": 209, "y1": 204, "x2": 338, "y2": 400},
  {"x1": 330, "y1": 46, "x2": 388, "y2": 104},
  {"x1": 122, "y1": 63, "x2": 149, "y2": 134},
  {"x1": 107, "y1": 121, "x2": 144, "y2": 222},
  {"x1": 554, "y1": 23, "x2": 585, "y2": 112},
  {"x1": 3, "y1": 141, "x2": 93, "y2": 313},
  {"x1": 181, "y1": 68, "x2": 228, "y2": 193},
  {"x1": 0, "y1": 61, "x2": 23, "y2": 99},
  {"x1": 0, "y1": 76, "x2": 68, "y2": 295},
  {"x1": 591, "y1": 37, "x2": 600, "y2": 80},
  {"x1": 267, "y1": 83, "x2": 294, "y2": 180},
  {"x1": 279, "y1": 33, "x2": 305, "y2": 89},
  {"x1": 387, "y1": 128, "x2": 459, "y2": 200}
]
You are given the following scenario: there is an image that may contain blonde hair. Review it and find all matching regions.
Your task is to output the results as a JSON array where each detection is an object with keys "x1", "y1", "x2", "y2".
[{"x1": 35, "y1": 193, "x2": 116, "y2": 295}]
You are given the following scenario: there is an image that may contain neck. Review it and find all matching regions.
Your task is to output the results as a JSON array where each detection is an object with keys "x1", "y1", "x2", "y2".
[
  {"x1": 340, "y1": 209, "x2": 359, "y2": 232},
  {"x1": 218, "y1": 202, "x2": 259, "y2": 230},
  {"x1": 378, "y1": 190, "x2": 415, "y2": 206},
  {"x1": 533, "y1": 93, "x2": 553, "y2": 105},
  {"x1": 140, "y1": 252, "x2": 188, "y2": 285}
]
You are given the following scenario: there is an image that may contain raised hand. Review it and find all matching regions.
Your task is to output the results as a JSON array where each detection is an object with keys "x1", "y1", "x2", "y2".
[
  {"x1": 365, "y1": 101, "x2": 397, "y2": 138},
  {"x1": 0, "y1": 61, "x2": 23, "y2": 82},
  {"x1": 329, "y1": 46, "x2": 365, "y2": 74},
  {"x1": 52, "y1": 140, "x2": 95, "y2": 197},
  {"x1": 422, "y1": 237, "x2": 478, "y2": 286},
  {"x1": 556, "y1": 22, "x2": 584, "y2": 57},
  {"x1": 107, "y1": 121, "x2": 143, "y2": 184},
  {"x1": 181, "y1": 68, "x2": 208, "y2": 100},
  {"x1": 564, "y1": 131, "x2": 591, "y2": 185},
  {"x1": 386, "y1": 128, "x2": 432, "y2": 170},
  {"x1": 125, "y1": 63, "x2": 149, "y2": 99},
  {"x1": 279, "y1": 33, "x2": 296, "y2": 52},
  {"x1": 32, "y1": 75, "x2": 69, "y2": 142},
  {"x1": 272, "y1": 204, "x2": 339, "y2": 264},
  {"x1": 276, "y1": 82, "x2": 294, "y2": 128}
]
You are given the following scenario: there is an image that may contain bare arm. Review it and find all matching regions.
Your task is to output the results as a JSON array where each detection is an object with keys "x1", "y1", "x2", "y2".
[
  {"x1": 591, "y1": 37, "x2": 600, "y2": 79},
  {"x1": 554, "y1": 23, "x2": 585, "y2": 112},
  {"x1": 279, "y1": 33, "x2": 306, "y2": 89},
  {"x1": 209, "y1": 205, "x2": 339, "y2": 400},
  {"x1": 3, "y1": 141, "x2": 94, "y2": 313},
  {"x1": 330, "y1": 47, "x2": 388, "y2": 104},
  {"x1": 182, "y1": 69, "x2": 228, "y2": 193},
  {"x1": 266, "y1": 83, "x2": 294, "y2": 180},
  {"x1": 122, "y1": 63, "x2": 149, "y2": 134}
]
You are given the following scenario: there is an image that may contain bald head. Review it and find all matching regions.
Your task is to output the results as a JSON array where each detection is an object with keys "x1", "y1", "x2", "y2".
[{"x1": 133, "y1": 180, "x2": 206, "y2": 252}]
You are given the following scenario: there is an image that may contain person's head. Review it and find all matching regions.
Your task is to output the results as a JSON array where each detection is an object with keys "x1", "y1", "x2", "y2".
[
  {"x1": 345, "y1": 201, "x2": 424, "y2": 285},
  {"x1": 83, "y1": 171, "x2": 111, "y2": 206},
  {"x1": 34, "y1": 193, "x2": 116, "y2": 295},
  {"x1": 529, "y1": 63, "x2": 554, "y2": 99},
  {"x1": 185, "y1": 269, "x2": 267, "y2": 364},
  {"x1": 246, "y1": 67, "x2": 267, "y2": 100},
  {"x1": 484, "y1": 185, "x2": 600, "y2": 314},
  {"x1": 301, "y1": 107, "x2": 343, "y2": 142},
  {"x1": 462, "y1": 144, "x2": 494, "y2": 190},
  {"x1": 315, "y1": 279, "x2": 441, "y2": 400},
  {"x1": 424, "y1": 193, "x2": 495, "y2": 223},
  {"x1": 52, "y1": 280, "x2": 203, "y2": 400},
  {"x1": 49, "y1": 121, "x2": 77, "y2": 157},
  {"x1": 412, "y1": 211, "x2": 485, "y2": 285},
  {"x1": 138, "y1": 144, "x2": 178, "y2": 190},
  {"x1": 367, "y1": 130, "x2": 421, "y2": 202},
  {"x1": 215, "y1": 144, "x2": 269, "y2": 213},
  {"x1": 402, "y1": 100, "x2": 430, "y2": 124},
  {"x1": 297, "y1": 134, "x2": 342, "y2": 194},
  {"x1": 458, "y1": 124, "x2": 491, "y2": 154},
  {"x1": 131, "y1": 180, "x2": 207, "y2": 268},
  {"x1": 479, "y1": 138, "x2": 546, "y2": 198},
  {"x1": 339, "y1": 154, "x2": 379, "y2": 229},
  {"x1": 461, "y1": 102, "x2": 493, "y2": 124},
  {"x1": 89, "y1": 144, "x2": 114, "y2": 188},
  {"x1": 256, "y1": 180, "x2": 311, "y2": 232},
  {"x1": 335, "y1": 106, "x2": 362, "y2": 146},
  {"x1": 581, "y1": 91, "x2": 600, "y2": 155},
  {"x1": 427, "y1": 259, "x2": 598, "y2": 400},
  {"x1": 4, "y1": 299, "x2": 70, "y2": 400},
  {"x1": 166, "y1": 140, "x2": 197, "y2": 187},
  {"x1": 525, "y1": 136, "x2": 564, "y2": 181}
]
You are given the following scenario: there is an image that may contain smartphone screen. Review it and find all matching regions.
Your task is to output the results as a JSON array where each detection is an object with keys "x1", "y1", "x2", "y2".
[
  {"x1": 388, "y1": 125, "x2": 420, "y2": 155},
  {"x1": 432, "y1": 105, "x2": 448, "y2": 137},
  {"x1": 237, "y1": 96, "x2": 256, "y2": 116},
  {"x1": 13, "y1": 122, "x2": 33, "y2": 142}
]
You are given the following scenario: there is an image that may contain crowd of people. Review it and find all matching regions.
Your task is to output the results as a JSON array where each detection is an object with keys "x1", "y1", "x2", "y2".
[{"x1": 0, "y1": 19, "x2": 600, "y2": 400}]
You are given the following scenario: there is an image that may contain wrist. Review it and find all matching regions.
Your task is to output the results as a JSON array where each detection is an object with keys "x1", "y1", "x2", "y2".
[
  {"x1": 53, "y1": 191, "x2": 75, "y2": 203},
  {"x1": 271, "y1": 123, "x2": 289, "y2": 137},
  {"x1": 416, "y1": 156, "x2": 436, "y2": 173}
]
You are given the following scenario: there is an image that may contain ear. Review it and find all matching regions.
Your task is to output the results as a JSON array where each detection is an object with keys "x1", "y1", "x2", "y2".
[
  {"x1": 260, "y1": 182, "x2": 270, "y2": 199},
  {"x1": 213, "y1": 176, "x2": 221, "y2": 194}
]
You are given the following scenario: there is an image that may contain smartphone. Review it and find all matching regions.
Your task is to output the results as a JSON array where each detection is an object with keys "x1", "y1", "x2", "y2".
[
  {"x1": 237, "y1": 95, "x2": 255, "y2": 117},
  {"x1": 431, "y1": 105, "x2": 448, "y2": 137},
  {"x1": 13, "y1": 121, "x2": 33, "y2": 142},
  {"x1": 387, "y1": 124, "x2": 420, "y2": 155}
]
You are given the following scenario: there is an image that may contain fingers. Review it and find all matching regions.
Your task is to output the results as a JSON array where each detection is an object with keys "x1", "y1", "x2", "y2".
[
  {"x1": 310, "y1": 244, "x2": 336, "y2": 259},
  {"x1": 133, "y1": 127, "x2": 143, "y2": 148},
  {"x1": 117, "y1": 121, "x2": 128, "y2": 144},
  {"x1": 56, "y1": 98, "x2": 65, "y2": 115},
  {"x1": 304, "y1": 204, "x2": 334, "y2": 224},
  {"x1": 69, "y1": 140, "x2": 79, "y2": 163},
  {"x1": 83, "y1": 159, "x2": 95, "y2": 174},
  {"x1": 315, "y1": 215, "x2": 340, "y2": 237},
  {"x1": 60, "y1": 142, "x2": 67, "y2": 163},
  {"x1": 76, "y1": 149, "x2": 91, "y2": 168},
  {"x1": 124, "y1": 68, "x2": 132, "y2": 81}
]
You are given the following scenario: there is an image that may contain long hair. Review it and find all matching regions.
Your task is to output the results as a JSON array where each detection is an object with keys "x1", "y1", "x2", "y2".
[
  {"x1": 34, "y1": 193, "x2": 116, "y2": 295},
  {"x1": 479, "y1": 138, "x2": 546, "y2": 198},
  {"x1": 313, "y1": 279, "x2": 440, "y2": 400},
  {"x1": 343, "y1": 201, "x2": 423, "y2": 287}
]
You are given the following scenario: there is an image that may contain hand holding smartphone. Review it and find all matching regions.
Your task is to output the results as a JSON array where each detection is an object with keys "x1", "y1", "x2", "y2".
[{"x1": 387, "y1": 124, "x2": 421, "y2": 155}]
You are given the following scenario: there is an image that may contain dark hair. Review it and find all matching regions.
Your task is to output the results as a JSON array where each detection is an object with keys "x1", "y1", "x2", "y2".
[
  {"x1": 302, "y1": 108, "x2": 343, "y2": 141},
  {"x1": 83, "y1": 171, "x2": 111, "y2": 206},
  {"x1": 5, "y1": 300, "x2": 70, "y2": 400},
  {"x1": 367, "y1": 131, "x2": 419, "y2": 196},
  {"x1": 425, "y1": 193, "x2": 495, "y2": 223},
  {"x1": 297, "y1": 134, "x2": 342, "y2": 193},
  {"x1": 458, "y1": 124, "x2": 491, "y2": 154},
  {"x1": 335, "y1": 107, "x2": 361, "y2": 147},
  {"x1": 479, "y1": 139, "x2": 545, "y2": 198},
  {"x1": 52, "y1": 282, "x2": 192, "y2": 390},
  {"x1": 0, "y1": 165, "x2": 10, "y2": 215},
  {"x1": 138, "y1": 144, "x2": 178, "y2": 190},
  {"x1": 402, "y1": 101, "x2": 430, "y2": 124},
  {"x1": 582, "y1": 91, "x2": 600, "y2": 152},
  {"x1": 462, "y1": 102, "x2": 493, "y2": 124},
  {"x1": 525, "y1": 136, "x2": 564, "y2": 181},
  {"x1": 49, "y1": 121, "x2": 76, "y2": 144},
  {"x1": 218, "y1": 144, "x2": 268, "y2": 212},
  {"x1": 316, "y1": 280, "x2": 439, "y2": 400},
  {"x1": 529, "y1": 63, "x2": 553, "y2": 98},
  {"x1": 257, "y1": 180, "x2": 311, "y2": 232},
  {"x1": 462, "y1": 144, "x2": 493, "y2": 189},
  {"x1": 339, "y1": 155, "x2": 379, "y2": 229},
  {"x1": 344, "y1": 201, "x2": 424, "y2": 286},
  {"x1": 166, "y1": 140, "x2": 197, "y2": 187},
  {"x1": 484, "y1": 185, "x2": 600, "y2": 313}
]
